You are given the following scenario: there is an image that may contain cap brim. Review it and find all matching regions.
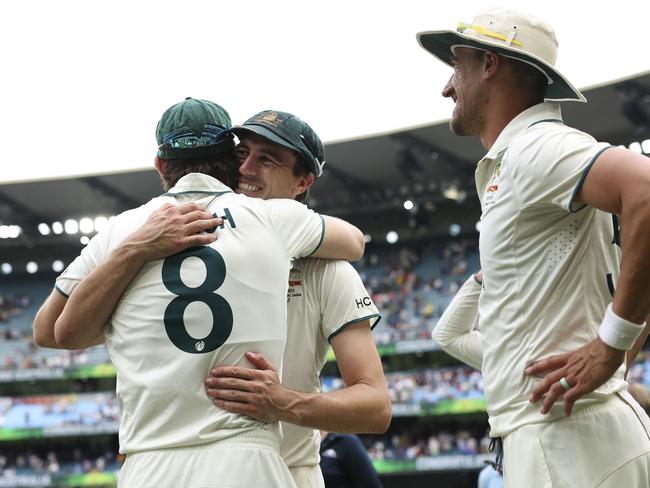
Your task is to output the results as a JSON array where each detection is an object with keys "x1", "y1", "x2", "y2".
[
  {"x1": 416, "y1": 29, "x2": 586, "y2": 102},
  {"x1": 232, "y1": 124, "x2": 323, "y2": 177},
  {"x1": 232, "y1": 124, "x2": 298, "y2": 153}
]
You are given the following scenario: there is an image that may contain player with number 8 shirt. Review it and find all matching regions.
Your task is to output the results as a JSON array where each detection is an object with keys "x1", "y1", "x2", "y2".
[{"x1": 34, "y1": 98, "x2": 367, "y2": 487}]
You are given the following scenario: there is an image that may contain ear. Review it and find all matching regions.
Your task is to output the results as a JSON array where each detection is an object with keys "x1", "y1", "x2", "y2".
[
  {"x1": 483, "y1": 52, "x2": 501, "y2": 80},
  {"x1": 293, "y1": 172, "x2": 315, "y2": 196},
  {"x1": 154, "y1": 156, "x2": 166, "y2": 176}
]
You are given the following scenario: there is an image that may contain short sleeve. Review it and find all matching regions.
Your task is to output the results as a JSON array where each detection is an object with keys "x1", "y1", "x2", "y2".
[
  {"x1": 55, "y1": 223, "x2": 113, "y2": 297},
  {"x1": 508, "y1": 124, "x2": 611, "y2": 212},
  {"x1": 316, "y1": 260, "x2": 381, "y2": 343},
  {"x1": 265, "y1": 199, "x2": 325, "y2": 258}
]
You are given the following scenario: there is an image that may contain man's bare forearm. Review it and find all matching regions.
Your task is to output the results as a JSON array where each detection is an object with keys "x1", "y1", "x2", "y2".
[
  {"x1": 614, "y1": 196, "x2": 650, "y2": 325},
  {"x1": 55, "y1": 243, "x2": 148, "y2": 349},
  {"x1": 626, "y1": 320, "x2": 650, "y2": 376},
  {"x1": 206, "y1": 324, "x2": 391, "y2": 433},
  {"x1": 33, "y1": 290, "x2": 68, "y2": 348},
  {"x1": 281, "y1": 382, "x2": 391, "y2": 433}
]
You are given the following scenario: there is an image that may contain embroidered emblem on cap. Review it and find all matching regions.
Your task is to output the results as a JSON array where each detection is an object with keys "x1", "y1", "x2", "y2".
[{"x1": 254, "y1": 111, "x2": 283, "y2": 127}]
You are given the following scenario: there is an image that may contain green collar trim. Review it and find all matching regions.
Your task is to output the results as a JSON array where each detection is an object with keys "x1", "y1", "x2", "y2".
[
  {"x1": 527, "y1": 119, "x2": 564, "y2": 128},
  {"x1": 161, "y1": 190, "x2": 233, "y2": 197}
]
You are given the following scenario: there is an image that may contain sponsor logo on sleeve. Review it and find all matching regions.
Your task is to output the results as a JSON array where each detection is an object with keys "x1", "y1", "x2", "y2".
[{"x1": 355, "y1": 296, "x2": 372, "y2": 309}]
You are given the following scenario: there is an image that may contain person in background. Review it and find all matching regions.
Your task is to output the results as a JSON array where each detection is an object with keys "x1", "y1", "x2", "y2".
[
  {"x1": 319, "y1": 431, "x2": 382, "y2": 488},
  {"x1": 478, "y1": 464, "x2": 503, "y2": 488}
]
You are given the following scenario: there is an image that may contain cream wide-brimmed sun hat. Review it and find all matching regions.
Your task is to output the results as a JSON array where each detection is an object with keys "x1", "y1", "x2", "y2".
[{"x1": 416, "y1": 7, "x2": 586, "y2": 102}]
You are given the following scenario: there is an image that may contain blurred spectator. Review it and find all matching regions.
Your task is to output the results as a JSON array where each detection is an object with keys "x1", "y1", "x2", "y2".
[
  {"x1": 320, "y1": 431, "x2": 382, "y2": 487},
  {"x1": 0, "y1": 293, "x2": 30, "y2": 323},
  {"x1": 478, "y1": 464, "x2": 503, "y2": 488}
]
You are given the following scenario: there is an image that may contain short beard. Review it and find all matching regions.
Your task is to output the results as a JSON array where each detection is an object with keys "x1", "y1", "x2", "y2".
[
  {"x1": 449, "y1": 118, "x2": 469, "y2": 136},
  {"x1": 449, "y1": 101, "x2": 483, "y2": 136}
]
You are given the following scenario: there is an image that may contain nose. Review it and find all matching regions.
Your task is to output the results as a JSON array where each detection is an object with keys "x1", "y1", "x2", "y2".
[
  {"x1": 442, "y1": 75, "x2": 454, "y2": 98},
  {"x1": 238, "y1": 155, "x2": 256, "y2": 176}
]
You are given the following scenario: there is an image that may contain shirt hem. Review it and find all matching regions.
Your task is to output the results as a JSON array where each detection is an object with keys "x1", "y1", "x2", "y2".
[
  {"x1": 54, "y1": 284, "x2": 70, "y2": 298},
  {"x1": 305, "y1": 215, "x2": 326, "y2": 257},
  {"x1": 568, "y1": 145, "x2": 614, "y2": 213},
  {"x1": 327, "y1": 313, "x2": 381, "y2": 343}
]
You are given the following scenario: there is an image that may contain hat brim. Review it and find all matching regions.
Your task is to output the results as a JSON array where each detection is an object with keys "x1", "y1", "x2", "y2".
[
  {"x1": 416, "y1": 29, "x2": 586, "y2": 103},
  {"x1": 232, "y1": 124, "x2": 322, "y2": 177}
]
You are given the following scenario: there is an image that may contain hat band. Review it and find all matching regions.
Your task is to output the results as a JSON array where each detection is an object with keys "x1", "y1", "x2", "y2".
[
  {"x1": 457, "y1": 21, "x2": 523, "y2": 47},
  {"x1": 159, "y1": 125, "x2": 230, "y2": 151}
]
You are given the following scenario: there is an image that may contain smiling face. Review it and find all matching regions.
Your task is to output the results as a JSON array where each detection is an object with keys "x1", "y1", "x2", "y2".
[
  {"x1": 235, "y1": 132, "x2": 314, "y2": 200},
  {"x1": 442, "y1": 47, "x2": 486, "y2": 136}
]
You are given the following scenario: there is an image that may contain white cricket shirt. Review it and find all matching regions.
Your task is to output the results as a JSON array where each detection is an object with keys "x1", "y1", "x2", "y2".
[
  {"x1": 281, "y1": 258, "x2": 381, "y2": 468},
  {"x1": 476, "y1": 102, "x2": 625, "y2": 436},
  {"x1": 56, "y1": 173, "x2": 325, "y2": 453}
]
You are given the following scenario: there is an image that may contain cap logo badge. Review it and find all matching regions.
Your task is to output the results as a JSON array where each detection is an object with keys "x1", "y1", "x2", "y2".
[{"x1": 254, "y1": 111, "x2": 283, "y2": 127}]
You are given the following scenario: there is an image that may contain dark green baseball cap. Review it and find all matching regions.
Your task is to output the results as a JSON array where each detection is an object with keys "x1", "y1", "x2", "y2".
[
  {"x1": 156, "y1": 97, "x2": 235, "y2": 160},
  {"x1": 232, "y1": 110, "x2": 325, "y2": 177}
]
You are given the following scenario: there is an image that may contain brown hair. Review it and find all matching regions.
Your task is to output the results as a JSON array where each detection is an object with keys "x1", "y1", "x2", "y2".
[
  {"x1": 157, "y1": 150, "x2": 240, "y2": 191},
  {"x1": 504, "y1": 57, "x2": 548, "y2": 103},
  {"x1": 473, "y1": 50, "x2": 548, "y2": 104},
  {"x1": 292, "y1": 155, "x2": 311, "y2": 203}
]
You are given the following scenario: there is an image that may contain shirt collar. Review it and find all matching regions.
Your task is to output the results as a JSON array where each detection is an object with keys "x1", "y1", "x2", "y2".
[
  {"x1": 165, "y1": 173, "x2": 233, "y2": 195},
  {"x1": 482, "y1": 102, "x2": 563, "y2": 160}
]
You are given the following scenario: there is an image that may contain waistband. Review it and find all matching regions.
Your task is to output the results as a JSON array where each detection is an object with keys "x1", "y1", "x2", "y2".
[{"x1": 126, "y1": 428, "x2": 281, "y2": 458}]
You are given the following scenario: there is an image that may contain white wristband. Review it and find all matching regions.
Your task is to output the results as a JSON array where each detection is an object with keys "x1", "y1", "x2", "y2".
[{"x1": 598, "y1": 304, "x2": 645, "y2": 350}]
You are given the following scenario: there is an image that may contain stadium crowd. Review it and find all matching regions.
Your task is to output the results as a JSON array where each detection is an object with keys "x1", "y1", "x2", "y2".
[
  {"x1": 0, "y1": 426, "x2": 492, "y2": 477},
  {"x1": 0, "y1": 241, "x2": 480, "y2": 367},
  {"x1": 363, "y1": 428, "x2": 491, "y2": 460},
  {"x1": 355, "y1": 239, "x2": 478, "y2": 344},
  {"x1": 0, "y1": 293, "x2": 30, "y2": 333},
  {"x1": 0, "y1": 448, "x2": 122, "y2": 479},
  {"x1": 323, "y1": 366, "x2": 485, "y2": 405},
  {"x1": 0, "y1": 393, "x2": 119, "y2": 430}
]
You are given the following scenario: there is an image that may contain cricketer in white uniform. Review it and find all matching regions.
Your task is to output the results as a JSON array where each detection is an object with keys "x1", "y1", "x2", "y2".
[
  {"x1": 207, "y1": 111, "x2": 384, "y2": 488},
  {"x1": 282, "y1": 258, "x2": 380, "y2": 476},
  {"x1": 55, "y1": 175, "x2": 325, "y2": 487},
  {"x1": 418, "y1": 8, "x2": 650, "y2": 487},
  {"x1": 49, "y1": 98, "x2": 366, "y2": 488}
]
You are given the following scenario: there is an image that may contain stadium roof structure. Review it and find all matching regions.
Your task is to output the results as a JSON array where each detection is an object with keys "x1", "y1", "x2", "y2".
[{"x1": 1, "y1": 71, "x2": 649, "y2": 270}]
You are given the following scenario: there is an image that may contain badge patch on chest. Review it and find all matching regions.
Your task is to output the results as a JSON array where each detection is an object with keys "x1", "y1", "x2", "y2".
[
  {"x1": 483, "y1": 162, "x2": 501, "y2": 208},
  {"x1": 287, "y1": 269, "x2": 303, "y2": 303}
]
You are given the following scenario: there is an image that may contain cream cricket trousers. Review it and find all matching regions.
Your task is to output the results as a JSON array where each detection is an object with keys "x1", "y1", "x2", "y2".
[
  {"x1": 502, "y1": 392, "x2": 650, "y2": 488},
  {"x1": 289, "y1": 464, "x2": 325, "y2": 488},
  {"x1": 119, "y1": 430, "x2": 297, "y2": 488}
]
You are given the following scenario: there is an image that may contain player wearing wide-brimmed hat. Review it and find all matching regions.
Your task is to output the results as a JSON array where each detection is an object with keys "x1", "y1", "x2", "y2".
[
  {"x1": 417, "y1": 7, "x2": 650, "y2": 487},
  {"x1": 417, "y1": 8, "x2": 585, "y2": 102}
]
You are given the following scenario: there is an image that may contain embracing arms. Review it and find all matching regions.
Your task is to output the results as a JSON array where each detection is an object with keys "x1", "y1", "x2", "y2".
[
  {"x1": 205, "y1": 321, "x2": 391, "y2": 433},
  {"x1": 311, "y1": 216, "x2": 365, "y2": 262},
  {"x1": 33, "y1": 203, "x2": 221, "y2": 349}
]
